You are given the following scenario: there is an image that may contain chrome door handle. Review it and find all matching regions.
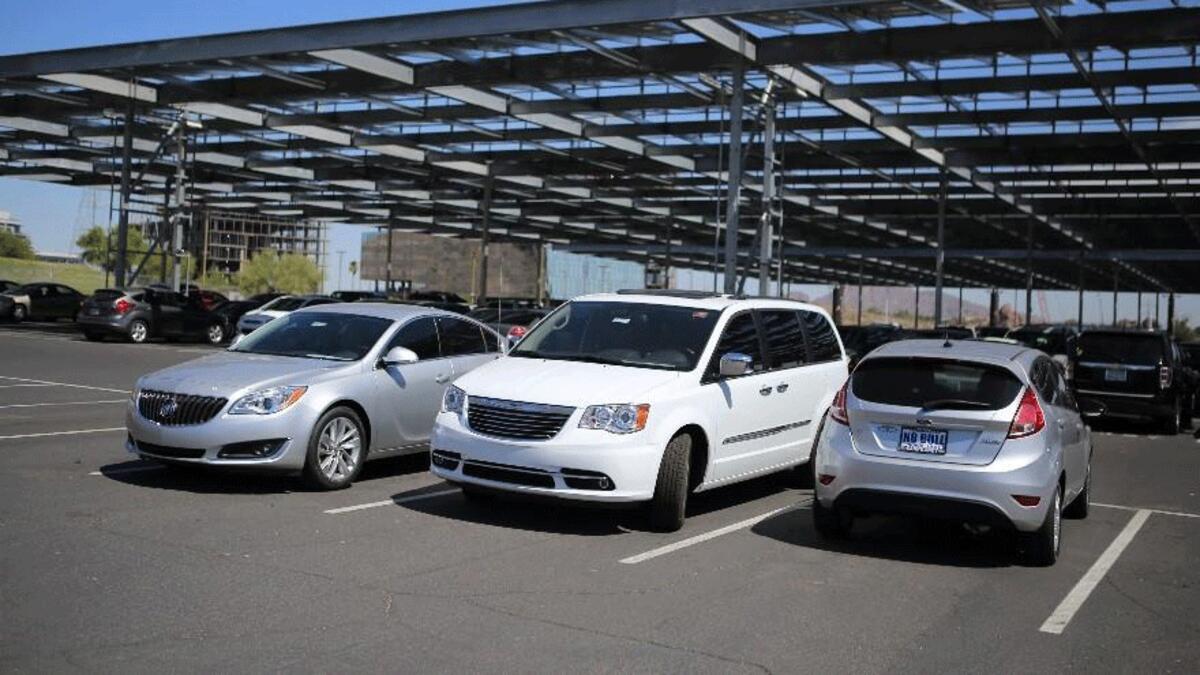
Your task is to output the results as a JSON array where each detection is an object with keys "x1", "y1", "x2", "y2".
[
  {"x1": 759, "y1": 386, "x2": 773, "y2": 396},
  {"x1": 435, "y1": 374, "x2": 450, "y2": 384},
  {"x1": 776, "y1": 383, "x2": 789, "y2": 393}
]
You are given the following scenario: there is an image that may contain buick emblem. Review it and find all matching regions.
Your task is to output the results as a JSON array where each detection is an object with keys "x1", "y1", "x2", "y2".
[{"x1": 159, "y1": 399, "x2": 178, "y2": 419}]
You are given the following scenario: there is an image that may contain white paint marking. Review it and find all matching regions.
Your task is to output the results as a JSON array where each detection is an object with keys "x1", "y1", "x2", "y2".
[
  {"x1": 1093, "y1": 502, "x2": 1200, "y2": 519},
  {"x1": 90, "y1": 465, "x2": 162, "y2": 476},
  {"x1": 1039, "y1": 509, "x2": 1152, "y2": 635},
  {"x1": 0, "y1": 383, "x2": 56, "y2": 389},
  {"x1": 0, "y1": 400, "x2": 125, "y2": 409},
  {"x1": 0, "y1": 427, "x2": 125, "y2": 441},
  {"x1": 0, "y1": 376, "x2": 129, "y2": 394},
  {"x1": 620, "y1": 502, "x2": 804, "y2": 565},
  {"x1": 324, "y1": 487, "x2": 460, "y2": 514}
]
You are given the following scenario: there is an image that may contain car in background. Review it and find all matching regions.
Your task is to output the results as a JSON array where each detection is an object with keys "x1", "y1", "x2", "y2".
[
  {"x1": 236, "y1": 295, "x2": 341, "y2": 335},
  {"x1": 207, "y1": 294, "x2": 285, "y2": 344},
  {"x1": 466, "y1": 306, "x2": 551, "y2": 344},
  {"x1": 77, "y1": 287, "x2": 229, "y2": 344},
  {"x1": 911, "y1": 326, "x2": 976, "y2": 340},
  {"x1": 331, "y1": 290, "x2": 388, "y2": 302},
  {"x1": 407, "y1": 290, "x2": 471, "y2": 314},
  {"x1": 838, "y1": 323, "x2": 911, "y2": 366},
  {"x1": 126, "y1": 304, "x2": 503, "y2": 489},
  {"x1": 146, "y1": 283, "x2": 228, "y2": 312},
  {"x1": 975, "y1": 326, "x2": 1012, "y2": 339},
  {"x1": 1007, "y1": 325, "x2": 1079, "y2": 378},
  {"x1": 813, "y1": 339, "x2": 1104, "y2": 566},
  {"x1": 431, "y1": 292, "x2": 848, "y2": 532},
  {"x1": 1072, "y1": 330, "x2": 1192, "y2": 434},
  {"x1": 0, "y1": 282, "x2": 85, "y2": 322},
  {"x1": 0, "y1": 280, "x2": 18, "y2": 293}
]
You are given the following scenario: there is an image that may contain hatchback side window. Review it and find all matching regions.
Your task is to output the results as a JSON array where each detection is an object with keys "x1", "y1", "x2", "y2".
[
  {"x1": 758, "y1": 310, "x2": 807, "y2": 370},
  {"x1": 705, "y1": 312, "x2": 763, "y2": 381},
  {"x1": 438, "y1": 317, "x2": 488, "y2": 357},
  {"x1": 800, "y1": 310, "x2": 841, "y2": 362},
  {"x1": 389, "y1": 317, "x2": 441, "y2": 360},
  {"x1": 1032, "y1": 359, "x2": 1058, "y2": 405},
  {"x1": 1052, "y1": 367, "x2": 1077, "y2": 411}
]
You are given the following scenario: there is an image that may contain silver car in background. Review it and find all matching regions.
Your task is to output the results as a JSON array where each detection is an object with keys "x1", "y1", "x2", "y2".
[
  {"x1": 813, "y1": 339, "x2": 1103, "y2": 565},
  {"x1": 126, "y1": 303, "x2": 503, "y2": 489}
]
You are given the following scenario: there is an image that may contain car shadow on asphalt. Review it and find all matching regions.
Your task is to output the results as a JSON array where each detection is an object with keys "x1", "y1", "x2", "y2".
[
  {"x1": 1088, "y1": 418, "x2": 1195, "y2": 437},
  {"x1": 751, "y1": 508, "x2": 1023, "y2": 569}
]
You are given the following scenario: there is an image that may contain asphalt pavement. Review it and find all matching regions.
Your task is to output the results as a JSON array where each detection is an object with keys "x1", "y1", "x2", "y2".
[{"x1": 1, "y1": 322, "x2": 1197, "y2": 673}]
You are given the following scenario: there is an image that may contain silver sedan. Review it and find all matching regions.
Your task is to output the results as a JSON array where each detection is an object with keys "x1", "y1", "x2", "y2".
[{"x1": 126, "y1": 303, "x2": 503, "y2": 489}]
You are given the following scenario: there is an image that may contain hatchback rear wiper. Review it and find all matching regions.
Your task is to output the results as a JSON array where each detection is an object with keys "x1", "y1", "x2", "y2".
[{"x1": 919, "y1": 399, "x2": 993, "y2": 411}]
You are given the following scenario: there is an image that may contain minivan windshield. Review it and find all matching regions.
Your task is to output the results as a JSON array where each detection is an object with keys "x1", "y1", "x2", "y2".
[
  {"x1": 853, "y1": 357, "x2": 1024, "y2": 410},
  {"x1": 510, "y1": 301, "x2": 720, "y2": 371},
  {"x1": 1078, "y1": 333, "x2": 1164, "y2": 366},
  {"x1": 232, "y1": 312, "x2": 392, "y2": 361}
]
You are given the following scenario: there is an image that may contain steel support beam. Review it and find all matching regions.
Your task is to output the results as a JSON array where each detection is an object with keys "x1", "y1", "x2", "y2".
[
  {"x1": 113, "y1": 100, "x2": 134, "y2": 289},
  {"x1": 722, "y1": 59, "x2": 745, "y2": 295},
  {"x1": 477, "y1": 171, "x2": 494, "y2": 304},
  {"x1": 933, "y1": 169, "x2": 947, "y2": 326},
  {"x1": 1025, "y1": 217, "x2": 1034, "y2": 327},
  {"x1": 758, "y1": 102, "x2": 775, "y2": 295}
]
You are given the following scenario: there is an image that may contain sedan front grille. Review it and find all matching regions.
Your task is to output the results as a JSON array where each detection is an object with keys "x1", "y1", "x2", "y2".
[
  {"x1": 138, "y1": 390, "x2": 227, "y2": 426},
  {"x1": 466, "y1": 396, "x2": 574, "y2": 441}
]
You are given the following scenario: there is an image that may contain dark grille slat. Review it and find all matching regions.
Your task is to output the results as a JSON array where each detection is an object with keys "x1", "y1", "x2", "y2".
[
  {"x1": 466, "y1": 397, "x2": 574, "y2": 441},
  {"x1": 138, "y1": 389, "x2": 227, "y2": 426}
]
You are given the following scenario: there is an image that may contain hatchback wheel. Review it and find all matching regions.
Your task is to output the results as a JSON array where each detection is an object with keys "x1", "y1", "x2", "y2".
[
  {"x1": 127, "y1": 319, "x2": 150, "y2": 344},
  {"x1": 11, "y1": 304, "x2": 26, "y2": 323},
  {"x1": 1022, "y1": 487, "x2": 1061, "y2": 566},
  {"x1": 647, "y1": 432, "x2": 691, "y2": 532},
  {"x1": 304, "y1": 407, "x2": 365, "y2": 490},
  {"x1": 205, "y1": 322, "x2": 225, "y2": 345}
]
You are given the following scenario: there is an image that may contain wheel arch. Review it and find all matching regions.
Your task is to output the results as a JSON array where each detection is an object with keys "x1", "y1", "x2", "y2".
[
  {"x1": 324, "y1": 399, "x2": 373, "y2": 452},
  {"x1": 674, "y1": 424, "x2": 709, "y2": 491}
]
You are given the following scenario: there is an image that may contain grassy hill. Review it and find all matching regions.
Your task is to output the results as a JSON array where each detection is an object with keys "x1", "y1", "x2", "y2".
[{"x1": 0, "y1": 257, "x2": 110, "y2": 294}]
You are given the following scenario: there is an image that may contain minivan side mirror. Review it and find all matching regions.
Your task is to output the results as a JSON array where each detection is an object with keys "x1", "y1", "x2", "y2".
[
  {"x1": 1077, "y1": 397, "x2": 1106, "y2": 420},
  {"x1": 382, "y1": 346, "x2": 419, "y2": 367},
  {"x1": 719, "y1": 352, "x2": 753, "y2": 378}
]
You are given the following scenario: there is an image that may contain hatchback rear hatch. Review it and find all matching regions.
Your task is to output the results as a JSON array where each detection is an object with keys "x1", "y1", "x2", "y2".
[
  {"x1": 848, "y1": 356, "x2": 1024, "y2": 465},
  {"x1": 1074, "y1": 332, "x2": 1163, "y2": 395},
  {"x1": 81, "y1": 289, "x2": 131, "y2": 316}
]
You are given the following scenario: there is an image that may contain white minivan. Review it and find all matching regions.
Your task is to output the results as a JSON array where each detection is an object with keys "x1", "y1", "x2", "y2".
[{"x1": 430, "y1": 291, "x2": 848, "y2": 530}]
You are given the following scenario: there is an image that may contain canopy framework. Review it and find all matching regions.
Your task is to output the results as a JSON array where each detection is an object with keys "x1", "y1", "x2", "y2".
[{"x1": 0, "y1": 0, "x2": 1198, "y2": 292}]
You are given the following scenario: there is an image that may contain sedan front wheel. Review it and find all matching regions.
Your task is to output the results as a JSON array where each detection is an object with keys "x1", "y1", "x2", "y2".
[{"x1": 304, "y1": 407, "x2": 366, "y2": 490}]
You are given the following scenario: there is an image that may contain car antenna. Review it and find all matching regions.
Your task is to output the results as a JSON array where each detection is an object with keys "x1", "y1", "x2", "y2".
[{"x1": 942, "y1": 329, "x2": 952, "y2": 349}]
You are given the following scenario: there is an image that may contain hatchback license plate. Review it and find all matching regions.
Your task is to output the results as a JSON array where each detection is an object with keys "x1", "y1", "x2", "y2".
[
  {"x1": 1104, "y1": 368, "x2": 1127, "y2": 382},
  {"x1": 898, "y1": 427, "x2": 948, "y2": 455}
]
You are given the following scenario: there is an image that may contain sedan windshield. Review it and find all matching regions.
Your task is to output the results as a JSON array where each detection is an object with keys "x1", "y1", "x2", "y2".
[
  {"x1": 510, "y1": 301, "x2": 720, "y2": 371},
  {"x1": 232, "y1": 312, "x2": 392, "y2": 361}
]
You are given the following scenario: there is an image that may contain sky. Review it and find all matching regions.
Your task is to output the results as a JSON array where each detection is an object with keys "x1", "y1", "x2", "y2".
[{"x1": 1, "y1": 0, "x2": 1196, "y2": 325}]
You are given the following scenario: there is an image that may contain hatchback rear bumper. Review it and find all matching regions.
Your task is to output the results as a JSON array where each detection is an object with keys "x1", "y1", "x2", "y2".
[{"x1": 76, "y1": 314, "x2": 133, "y2": 333}]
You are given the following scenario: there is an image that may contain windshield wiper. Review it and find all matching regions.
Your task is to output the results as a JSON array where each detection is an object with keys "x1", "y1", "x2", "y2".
[{"x1": 920, "y1": 399, "x2": 994, "y2": 411}]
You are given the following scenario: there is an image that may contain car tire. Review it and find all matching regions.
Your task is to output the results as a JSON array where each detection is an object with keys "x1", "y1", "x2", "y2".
[
  {"x1": 303, "y1": 406, "x2": 366, "y2": 491},
  {"x1": 11, "y1": 304, "x2": 26, "y2": 323},
  {"x1": 127, "y1": 319, "x2": 150, "y2": 344},
  {"x1": 812, "y1": 497, "x2": 852, "y2": 539},
  {"x1": 1021, "y1": 487, "x2": 1061, "y2": 567},
  {"x1": 1161, "y1": 398, "x2": 1181, "y2": 436},
  {"x1": 1064, "y1": 460, "x2": 1090, "y2": 520},
  {"x1": 647, "y1": 432, "x2": 691, "y2": 532},
  {"x1": 205, "y1": 322, "x2": 225, "y2": 345},
  {"x1": 791, "y1": 415, "x2": 825, "y2": 488},
  {"x1": 82, "y1": 330, "x2": 104, "y2": 342}
]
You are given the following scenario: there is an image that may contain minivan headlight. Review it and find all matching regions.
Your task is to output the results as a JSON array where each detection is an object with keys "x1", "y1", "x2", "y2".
[
  {"x1": 229, "y1": 386, "x2": 307, "y2": 415},
  {"x1": 579, "y1": 404, "x2": 650, "y2": 434},
  {"x1": 442, "y1": 385, "x2": 466, "y2": 414}
]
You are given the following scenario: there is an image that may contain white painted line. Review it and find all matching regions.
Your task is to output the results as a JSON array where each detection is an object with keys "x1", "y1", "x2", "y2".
[
  {"x1": 1039, "y1": 509, "x2": 1152, "y2": 635},
  {"x1": 324, "y1": 487, "x2": 460, "y2": 514},
  {"x1": 90, "y1": 465, "x2": 163, "y2": 476},
  {"x1": 0, "y1": 400, "x2": 126, "y2": 409},
  {"x1": 620, "y1": 502, "x2": 805, "y2": 565},
  {"x1": 0, "y1": 376, "x2": 129, "y2": 394},
  {"x1": 1093, "y1": 502, "x2": 1200, "y2": 520},
  {"x1": 0, "y1": 383, "x2": 56, "y2": 389},
  {"x1": 0, "y1": 427, "x2": 125, "y2": 441}
]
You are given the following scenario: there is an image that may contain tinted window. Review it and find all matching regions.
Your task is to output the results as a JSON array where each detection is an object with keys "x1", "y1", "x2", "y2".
[
  {"x1": 1031, "y1": 359, "x2": 1057, "y2": 405},
  {"x1": 389, "y1": 317, "x2": 440, "y2": 360},
  {"x1": 1053, "y1": 366, "x2": 1076, "y2": 410},
  {"x1": 706, "y1": 312, "x2": 763, "y2": 380},
  {"x1": 852, "y1": 357, "x2": 1023, "y2": 410},
  {"x1": 759, "y1": 310, "x2": 807, "y2": 370},
  {"x1": 801, "y1": 310, "x2": 841, "y2": 362},
  {"x1": 263, "y1": 297, "x2": 305, "y2": 312},
  {"x1": 91, "y1": 289, "x2": 124, "y2": 301},
  {"x1": 233, "y1": 312, "x2": 392, "y2": 361},
  {"x1": 439, "y1": 318, "x2": 488, "y2": 356},
  {"x1": 1078, "y1": 333, "x2": 1165, "y2": 366},
  {"x1": 303, "y1": 298, "x2": 339, "y2": 308}
]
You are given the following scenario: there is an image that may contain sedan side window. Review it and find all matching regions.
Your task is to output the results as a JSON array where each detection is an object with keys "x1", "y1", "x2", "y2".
[
  {"x1": 705, "y1": 312, "x2": 763, "y2": 381},
  {"x1": 438, "y1": 318, "x2": 488, "y2": 357},
  {"x1": 389, "y1": 317, "x2": 441, "y2": 360}
]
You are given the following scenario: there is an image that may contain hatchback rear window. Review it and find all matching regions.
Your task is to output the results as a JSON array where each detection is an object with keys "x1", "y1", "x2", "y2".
[
  {"x1": 852, "y1": 357, "x2": 1023, "y2": 410},
  {"x1": 1078, "y1": 333, "x2": 1164, "y2": 366},
  {"x1": 91, "y1": 290, "x2": 124, "y2": 301}
]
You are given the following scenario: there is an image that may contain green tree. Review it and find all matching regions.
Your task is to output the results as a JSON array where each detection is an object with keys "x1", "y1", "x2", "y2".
[
  {"x1": 74, "y1": 225, "x2": 164, "y2": 282},
  {"x1": 0, "y1": 230, "x2": 35, "y2": 259},
  {"x1": 236, "y1": 252, "x2": 321, "y2": 295}
]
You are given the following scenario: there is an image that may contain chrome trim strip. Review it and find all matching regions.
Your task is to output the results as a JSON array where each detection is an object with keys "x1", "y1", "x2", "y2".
[
  {"x1": 467, "y1": 395, "x2": 575, "y2": 416},
  {"x1": 722, "y1": 420, "x2": 810, "y2": 445},
  {"x1": 1078, "y1": 362, "x2": 1156, "y2": 371},
  {"x1": 1075, "y1": 389, "x2": 1157, "y2": 400}
]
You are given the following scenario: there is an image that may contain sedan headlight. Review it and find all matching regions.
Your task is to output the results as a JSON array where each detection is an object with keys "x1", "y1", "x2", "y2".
[
  {"x1": 579, "y1": 403, "x2": 650, "y2": 434},
  {"x1": 229, "y1": 386, "x2": 307, "y2": 415},
  {"x1": 442, "y1": 385, "x2": 466, "y2": 414}
]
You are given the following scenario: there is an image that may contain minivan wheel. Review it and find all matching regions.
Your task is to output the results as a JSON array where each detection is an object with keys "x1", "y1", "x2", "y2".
[
  {"x1": 1022, "y1": 487, "x2": 1061, "y2": 567},
  {"x1": 647, "y1": 433, "x2": 691, "y2": 532},
  {"x1": 303, "y1": 407, "x2": 366, "y2": 490},
  {"x1": 11, "y1": 304, "x2": 26, "y2": 323},
  {"x1": 127, "y1": 319, "x2": 150, "y2": 344},
  {"x1": 205, "y1": 322, "x2": 225, "y2": 345},
  {"x1": 812, "y1": 498, "x2": 852, "y2": 539}
]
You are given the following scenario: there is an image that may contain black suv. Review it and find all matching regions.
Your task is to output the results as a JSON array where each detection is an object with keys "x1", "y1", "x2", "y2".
[
  {"x1": 76, "y1": 287, "x2": 228, "y2": 344},
  {"x1": 1072, "y1": 330, "x2": 1192, "y2": 433}
]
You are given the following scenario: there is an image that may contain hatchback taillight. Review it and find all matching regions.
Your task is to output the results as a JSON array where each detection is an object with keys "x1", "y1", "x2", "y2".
[
  {"x1": 1159, "y1": 365, "x2": 1171, "y2": 390},
  {"x1": 829, "y1": 381, "x2": 849, "y2": 426},
  {"x1": 114, "y1": 297, "x2": 134, "y2": 314},
  {"x1": 1007, "y1": 387, "x2": 1045, "y2": 439},
  {"x1": 507, "y1": 325, "x2": 528, "y2": 341}
]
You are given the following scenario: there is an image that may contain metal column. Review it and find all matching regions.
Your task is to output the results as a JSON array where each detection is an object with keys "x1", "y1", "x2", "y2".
[
  {"x1": 1077, "y1": 253, "x2": 1085, "y2": 328},
  {"x1": 1136, "y1": 291, "x2": 1142, "y2": 328},
  {"x1": 1024, "y1": 217, "x2": 1034, "y2": 327},
  {"x1": 1167, "y1": 292, "x2": 1176, "y2": 336},
  {"x1": 1112, "y1": 268, "x2": 1119, "y2": 327},
  {"x1": 957, "y1": 286, "x2": 964, "y2": 325},
  {"x1": 831, "y1": 285, "x2": 843, "y2": 325},
  {"x1": 914, "y1": 285, "x2": 920, "y2": 329},
  {"x1": 758, "y1": 102, "x2": 775, "y2": 295},
  {"x1": 1155, "y1": 292, "x2": 1161, "y2": 329},
  {"x1": 385, "y1": 220, "x2": 395, "y2": 293},
  {"x1": 722, "y1": 60, "x2": 745, "y2": 295},
  {"x1": 933, "y1": 169, "x2": 947, "y2": 326},
  {"x1": 171, "y1": 121, "x2": 186, "y2": 293},
  {"x1": 989, "y1": 288, "x2": 1000, "y2": 327},
  {"x1": 856, "y1": 263, "x2": 864, "y2": 326},
  {"x1": 113, "y1": 99, "x2": 135, "y2": 289},
  {"x1": 477, "y1": 172, "x2": 494, "y2": 304}
]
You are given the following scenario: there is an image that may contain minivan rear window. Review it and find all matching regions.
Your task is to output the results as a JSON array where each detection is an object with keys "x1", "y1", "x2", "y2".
[
  {"x1": 1078, "y1": 333, "x2": 1164, "y2": 366},
  {"x1": 852, "y1": 357, "x2": 1023, "y2": 410}
]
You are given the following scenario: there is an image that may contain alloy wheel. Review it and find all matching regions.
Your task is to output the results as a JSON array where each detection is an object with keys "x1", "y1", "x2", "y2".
[
  {"x1": 207, "y1": 324, "x2": 224, "y2": 344},
  {"x1": 130, "y1": 321, "x2": 148, "y2": 343},
  {"x1": 317, "y1": 417, "x2": 362, "y2": 483}
]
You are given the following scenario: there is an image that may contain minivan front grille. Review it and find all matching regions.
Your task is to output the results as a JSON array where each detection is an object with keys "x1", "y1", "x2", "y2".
[
  {"x1": 466, "y1": 396, "x2": 574, "y2": 440},
  {"x1": 138, "y1": 390, "x2": 227, "y2": 426}
]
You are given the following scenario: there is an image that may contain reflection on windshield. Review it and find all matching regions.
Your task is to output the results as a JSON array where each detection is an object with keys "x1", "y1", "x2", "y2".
[
  {"x1": 511, "y1": 301, "x2": 720, "y2": 371},
  {"x1": 232, "y1": 312, "x2": 392, "y2": 361}
]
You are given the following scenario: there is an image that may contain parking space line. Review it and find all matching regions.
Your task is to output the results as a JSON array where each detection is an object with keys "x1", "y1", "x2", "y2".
[
  {"x1": 1039, "y1": 509, "x2": 1152, "y2": 635},
  {"x1": 0, "y1": 383, "x2": 56, "y2": 389},
  {"x1": 90, "y1": 465, "x2": 163, "y2": 476},
  {"x1": 0, "y1": 427, "x2": 125, "y2": 441},
  {"x1": 1094, "y1": 502, "x2": 1200, "y2": 520},
  {"x1": 324, "y1": 487, "x2": 461, "y2": 514},
  {"x1": 0, "y1": 376, "x2": 129, "y2": 394},
  {"x1": 619, "y1": 502, "x2": 806, "y2": 565},
  {"x1": 0, "y1": 400, "x2": 126, "y2": 409}
]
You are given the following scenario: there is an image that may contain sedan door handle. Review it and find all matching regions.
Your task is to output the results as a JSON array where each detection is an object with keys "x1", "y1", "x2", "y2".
[
  {"x1": 759, "y1": 386, "x2": 773, "y2": 396},
  {"x1": 776, "y1": 383, "x2": 790, "y2": 393},
  {"x1": 435, "y1": 373, "x2": 450, "y2": 384}
]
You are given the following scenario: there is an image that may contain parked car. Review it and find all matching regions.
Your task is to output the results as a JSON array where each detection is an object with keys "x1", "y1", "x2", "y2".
[
  {"x1": 1180, "y1": 342, "x2": 1200, "y2": 419},
  {"x1": 236, "y1": 295, "x2": 340, "y2": 335},
  {"x1": 331, "y1": 290, "x2": 388, "y2": 302},
  {"x1": 145, "y1": 283, "x2": 229, "y2": 311},
  {"x1": 407, "y1": 290, "x2": 471, "y2": 314},
  {"x1": 1007, "y1": 325, "x2": 1080, "y2": 378},
  {"x1": 77, "y1": 287, "x2": 229, "y2": 344},
  {"x1": 911, "y1": 326, "x2": 976, "y2": 340},
  {"x1": 813, "y1": 339, "x2": 1104, "y2": 566},
  {"x1": 0, "y1": 279, "x2": 18, "y2": 293},
  {"x1": 126, "y1": 304, "x2": 503, "y2": 488},
  {"x1": 838, "y1": 323, "x2": 911, "y2": 367},
  {"x1": 0, "y1": 282, "x2": 85, "y2": 322},
  {"x1": 1072, "y1": 330, "x2": 1191, "y2": 433},
  {"x1": 975, "y1": 326, "x2": 1012, "y2": 338},
  {"x1": 465, "y1": 306, "x2": 552, "y2": 343},
  {"x1": 430, "y1": 291, "x2": 848, "y2": 531}
]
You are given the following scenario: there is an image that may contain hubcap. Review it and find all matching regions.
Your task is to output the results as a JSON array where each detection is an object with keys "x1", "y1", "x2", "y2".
[
  {"x1": 131, "y1": 323, "x2": 147, "y2": 342},
  {"x1": 208, "y1": 325, "x2": 222, "y2": 343},
  {"x1": 317, "y1": 417, "x2": 361, "y2": 483}
]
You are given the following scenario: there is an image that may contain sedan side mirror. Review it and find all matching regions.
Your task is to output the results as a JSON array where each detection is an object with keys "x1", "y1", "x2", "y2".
[
  {"x1": 382, "y1": 346, "x2": 419, "y2": 367},
  {"x1": 1077, "y1": 397, "x2": 1106, "y2": 420},
  {"x1": 719, "y1": 352, "x2": 753, "y2": 378}
]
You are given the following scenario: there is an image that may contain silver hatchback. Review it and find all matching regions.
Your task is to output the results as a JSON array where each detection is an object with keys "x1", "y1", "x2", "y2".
[
  {"x1": 126, "y1": 303, "x2": 502, "y2": 489},
  {"x1": 813, "y1": 339, "x2": 1103, "y2": 565}
]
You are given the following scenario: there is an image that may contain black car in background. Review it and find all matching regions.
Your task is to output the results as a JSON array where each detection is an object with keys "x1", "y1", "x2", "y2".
[
  {"x1": 0, "y1": 280, "x2": 18, "y2": 293},
  {"x1": 837, "y1": 324, "x2": 912, "y2": 366},
  {"x1": 1007, "y1": 324, "x2": 1079, "y2": 358},
  {"x1": 331, "y1": 290, "x2": 388, "y2": 302},
  {"x1": 466, "y1": 306, "x2": 551, "y2": 343},
  {"x1": 1178, "y1": 342, "x2": 1200, "y2": 419},
  {"x1": 76, "y1": 287, "x2": 228, "y2": 344},
  {"x1": 1, "y1": 282, "x2": 85, "y2": 322},
  {"x1": 1072, "y1": 330, "x2": 1192, "y2": 433},
  {"x1": 407, "y1": 290, "x2": 471, "y2": 314}
]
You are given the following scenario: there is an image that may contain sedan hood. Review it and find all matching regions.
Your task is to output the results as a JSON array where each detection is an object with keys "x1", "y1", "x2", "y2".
[
  {"x1": 454, "y1": 355, "x2": 685, "y2": 407},
  {"x1": 138, "y1": 351, "x2": 350, "y2": 397}
]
